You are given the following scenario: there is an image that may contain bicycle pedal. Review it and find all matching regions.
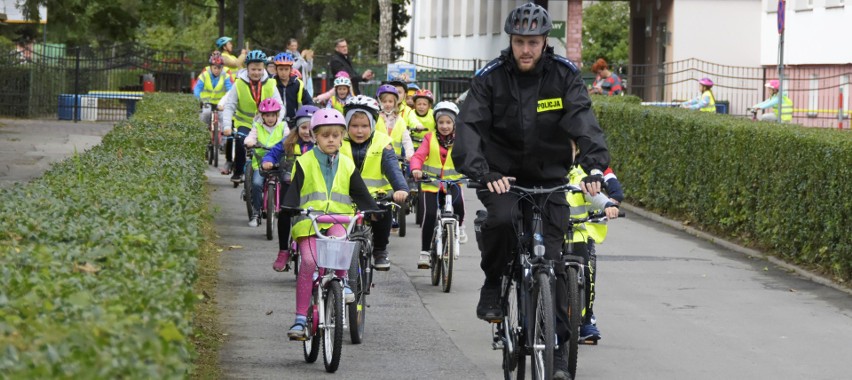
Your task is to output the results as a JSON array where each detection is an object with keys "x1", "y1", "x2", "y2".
[
  {"x1": 289, "y1": 336, "x2": 308, "y2": 342},
  {"x1": 579, "y1": 338, "x2": 599, "y2": 345}
]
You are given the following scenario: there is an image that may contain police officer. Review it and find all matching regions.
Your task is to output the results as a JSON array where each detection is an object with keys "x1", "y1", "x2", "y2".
[{"x1": 453, "y1": 4, "x2": 610, "y2": 379}]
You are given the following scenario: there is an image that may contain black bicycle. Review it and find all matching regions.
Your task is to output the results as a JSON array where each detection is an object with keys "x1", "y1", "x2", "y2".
[
  {"x1": 476, "y1": 182, "x2": 587, "y2": 380},
  {"x1": 395, "y1": 159, "x2": 419, "y2": 238},
  {"x1": 203, "y1": 103, "x2": 220, "y2": 167}
]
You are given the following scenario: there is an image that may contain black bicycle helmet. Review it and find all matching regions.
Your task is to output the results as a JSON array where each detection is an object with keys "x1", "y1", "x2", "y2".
[{"x1": 504, "y1": 3, "x2": 552, "y2": 36}]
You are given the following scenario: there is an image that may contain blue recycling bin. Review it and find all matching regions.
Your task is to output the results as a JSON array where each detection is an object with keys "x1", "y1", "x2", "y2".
[
  {"x1": 58, "y1": 94, "x2": 81, "y2": 120},
  {"x1": 715, "y1": 101, "x2": 729, "y2": 114}
]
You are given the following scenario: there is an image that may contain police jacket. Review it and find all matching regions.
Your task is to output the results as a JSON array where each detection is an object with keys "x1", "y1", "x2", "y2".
[{"x1": 453, "y1": 46, "x2": 610, "y2": 184}]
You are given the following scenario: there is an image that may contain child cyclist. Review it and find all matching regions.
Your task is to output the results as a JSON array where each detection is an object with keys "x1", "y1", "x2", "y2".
[
  {"x1": 220, "y1": 50, "x2": 284, "y2": 187},
  {"x1": 406, "y1": 89, "x2": 436, "y2": 149},
  {"x1": 312, "y1": 71, "x2": 351, "y2": 106},
  {"x1": 244, "y1": 98, "x2": 289, "y2": 227},
  {"x1": 681, "y1": 77, "x2": 716, "y2": 112},
  {"x1": 272, "y1": 52, "x2": 314, "y2": 128},
  {"x1": 327, "y1": 76, "x2": 354, "y2": 114},
  {"x1": 410, "y1": 101, "x2": 468, "y2": 268},
  {"x1": 280, "y1": 108, "x2": 379, "y2": 340},
  {"x1": 405, "y1": 83, "x2": 420, "y2": 108},
  {"x1": 340, "y1": 95, "x2": 409, "y2": 270},
  {"x1": 194, "y1": 51, "x2": 234, "y2": 125},
  {"x1": 566, "y1": 140, "x2": 624, "y2": 343},
  {"x1": 262, "y1": 105, "x2": 319, "y2": 271},
  {"x1": 375, "y1": 84, "x2": 415, "y2": 162}
]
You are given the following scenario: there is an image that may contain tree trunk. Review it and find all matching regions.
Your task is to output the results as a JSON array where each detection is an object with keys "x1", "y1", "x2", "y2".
[{"x1": 378, "y1": 0, "x2": 393, "y2": 64}]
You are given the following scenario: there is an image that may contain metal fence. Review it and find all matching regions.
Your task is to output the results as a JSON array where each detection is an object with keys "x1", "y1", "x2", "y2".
[{"x1": 1, "y1": 43, "x2": 205, "y2": 121}]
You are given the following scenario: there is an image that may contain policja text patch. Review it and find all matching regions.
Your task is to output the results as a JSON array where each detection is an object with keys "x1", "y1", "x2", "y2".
[{"x1": 537, "y1": 98, "x2": 563, "y2": 112}]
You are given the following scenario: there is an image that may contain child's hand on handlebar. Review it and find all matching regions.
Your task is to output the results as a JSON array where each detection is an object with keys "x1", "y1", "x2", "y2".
[
  {"x1": 392, "y1": 190, "x2": 409, "y2": 204},
  {"x1": 223, "y1": 128, "x2": 233, "y2": 136},
  {"x1": 604, "y1": 206, "x2": 620, "y2": 220},
  {"x1": 262, "y1": 162, "x2": 274, "y2": 170},
  {"x1": 412, "y1": 170, "x2": 423, "y2": 180}
]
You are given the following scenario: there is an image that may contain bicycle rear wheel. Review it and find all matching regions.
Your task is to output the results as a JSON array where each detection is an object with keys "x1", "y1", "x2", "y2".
[
  {"x1": 265, "y1": 182, "x2": 275, "y2": 240},
  {"x1": 530, "y1": 272, "x2": 554, "y2": 380},
  {"x1": 566, "y1": 266, "x2": 582, "y2": 378},
  {"x1": 323, "y1": 280, "x2": 344, "y2": 373},
  {"x1": 348, "y1": 245, "x2": 367, "y2": 344},
  {"x1": 303, "y1": 292, "x2": 320, "y2": 363},
  {"x1": 441, "y1": 223, "x2": 455, "y2": 293},
  {"x1": 501, "y1": 277, "x2": 525, "y2": 380}
]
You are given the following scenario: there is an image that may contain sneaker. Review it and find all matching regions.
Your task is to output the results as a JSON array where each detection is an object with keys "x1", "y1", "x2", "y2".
[
  {"x1": 220, "y1": 161, "x2": 232, "y2": 175},
  {"x1": 287, "y1": 316, "x2": 308, "y2": 340},
  {"x1": 273, "y1": 250, "x2": 290, "y2": 272},
  {"x1": 373, "y1": 250, "x2": 390, "y2": 271},
  {"x1": 230, "y1": 173, "x2": 242, "y2": 182},
  {"x1": 248, "y1": 213, "x2": 260, "y2": 227},
  {"x1": 417, "y1": 251, "x2": 431, "y2": 269},
  {"x1": 476, "y1": 281, "x2": 503, "y2": 322},
  {"x1": 579, "y1": 322, "x2": 602, "y2": 342},
  {"x1": 553, "y1": 346, "x2": 572, "y2": 380},
  {"x1": 458, "y1": 225, "x2": 468, "y2": 244},
  {"x1": 344, "y1": 285, "x2": 355, "y2": 304}
]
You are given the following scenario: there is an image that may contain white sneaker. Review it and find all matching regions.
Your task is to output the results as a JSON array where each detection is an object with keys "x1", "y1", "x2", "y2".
[
  {"x1": 248, "y1": 214, "x2": 259, "y2": 227},
  {"x1": 458, "y1": 226, "x2": 469, "y2": 244},
  {"x1": 417, "y1": 251, "x2": 431, "y2": 269}
]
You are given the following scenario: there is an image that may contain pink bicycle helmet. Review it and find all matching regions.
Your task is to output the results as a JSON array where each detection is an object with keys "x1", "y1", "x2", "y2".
[
  {"x1": 698, "y1": 78, "x2": 714, "y2": 87},
  {"x1": 376, "y1": 84, "x2": 399, "y2": 100},
  {"x1": 258, "y1": 98, "x2": 281, "y2": 113},
  {"x1": 335, "y1": 71, "x2": 351, "y2": 79},
  {"x1": 765, "y1": 79, "x2": 780, "y2": 90},
  {"x1": 311, "y1": 108, "x2": 346, "y2": 131}
]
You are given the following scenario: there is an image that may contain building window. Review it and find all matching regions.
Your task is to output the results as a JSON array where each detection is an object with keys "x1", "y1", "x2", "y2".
[
  {"x1": 466, "y1": 0, "x2": 475, "y2": 37},
  {"x1": 479, "y1": 0, "x2": 488, "y2": 35},
  {"x1": 826, "y1": 0, "x2": 845, "y2": 8},
  {"x1": 808, "y1": 74, "x2": 818, "y2": 118},
  {"x1": 766, "y1": 0, "x2": 779, "y2": 13},
  {"x1": 843, "y1": 75, "x2": 850, "y2": 119},
  {"x1": 795, "y1": 0, "x2": 814, "y2": 11},
  {"x1": 453, "y1": 0, "x2": 462, "y2": 36},
  {"x1": 491, "y1": 0, "x2": 502, "y2": 35},
  {"x1": 420, "y1": 0, "x2": 430, "y2": 39},
  {"x1": 430, "y1": 0, "x2": 438, "y2": 38},
  {"x1": 441, "y1": 0, "x2": 449, "y2": 37}
]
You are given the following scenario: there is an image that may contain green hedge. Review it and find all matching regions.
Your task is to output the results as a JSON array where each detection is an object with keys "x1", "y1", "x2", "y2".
[
  {"x1": 0, "y1": 93, "x2": 207, "y2": 377},
  {"x1": 593, "y1": 97, "x2": 852, "y2": 282}
]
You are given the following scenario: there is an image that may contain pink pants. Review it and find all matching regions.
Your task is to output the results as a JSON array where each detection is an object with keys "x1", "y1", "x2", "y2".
[{"x1": 295, "y1": 224, "x2": 348, "y2": 317}]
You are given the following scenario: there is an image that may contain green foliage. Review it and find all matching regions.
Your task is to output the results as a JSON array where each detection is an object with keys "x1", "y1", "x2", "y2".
[
  {"x1": 593, "y1": 98, "x2": 852, "y2": 281},
  {"x1": 0, "y1": 93, "x2": 207, "y2": 377},
  {"x1": 582, "y1": 1, "x2": 629, "y2": 64}
]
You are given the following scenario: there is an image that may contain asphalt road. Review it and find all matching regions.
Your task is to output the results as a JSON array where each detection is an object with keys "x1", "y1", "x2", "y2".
[
  {"x1": 211, "y1": 164, "x2": 852, "y2": 380},
  {"x1": 0, "y1": 118, "x2": 114, "y2": 188}
]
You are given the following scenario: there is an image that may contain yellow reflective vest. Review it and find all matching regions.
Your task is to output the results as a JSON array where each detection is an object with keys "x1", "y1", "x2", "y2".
[
  {"x1": 199, "y1": 69, "x2": 229, "y2": 105},
  {"x1": 250, "y1": 121, "x2": 287, "y2": 171},
  {"x1": 234, "y1": 78, "x2": 278, "y2": 129},
  {"x1": 775, "y1": 94, "x2": 793, "y2": 122},
  {"x1": 407, "y1": 109, "x2": 435, "y2": 147},
  {"x1": 700, "y1": 90, "x2": 716, "y2": 113},
  {"x1": 421, "y1": 133, "x2": 462, "y2": 193},
  {"x1": 566, "y1": 166, "x2": 608, "y2": 244},
  {"x1": 375, "y1": 115, "x2": 407, "y2": 157},
  {"x1": 340, "y1": 133, "x2": 393, "y2": 196},
  {"x1": 329, "y1": 96, "x2": 346, "y2": 114},
  {"x1": 290, "y1": 149, "x2": 356, "y2": 239}
]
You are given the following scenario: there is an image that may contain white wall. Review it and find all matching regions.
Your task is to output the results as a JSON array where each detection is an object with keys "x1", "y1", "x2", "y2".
[
  {"x1": 399, "y1": 0, "x2": 569, "y2": 66},
  {"x1": 761, "y1": 0, "x2": 852, "y2": 65},
  {"x1": 672, "y1": 0, "x2": 762, "y2": 66}
]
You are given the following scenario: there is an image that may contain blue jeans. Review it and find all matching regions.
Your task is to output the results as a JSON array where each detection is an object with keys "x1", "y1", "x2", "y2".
[{"x1": 251, "y1": 169, "x2": 264, "y2": 215}]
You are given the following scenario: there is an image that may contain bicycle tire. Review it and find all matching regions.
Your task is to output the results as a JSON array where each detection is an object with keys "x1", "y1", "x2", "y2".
[
  {"x1": 213, "y1": 120, "x2": 220, "y2": 168},
  {"x1": 441, "y1": 223, "x2": 454, "y2": 293},
  {"x1": 323, "y1": 281, "x2": 344, "y2": 373},
  {"x1": 397, "y1": 203, "x2": 407, "y2": 237},
  {"x1": 566, "y1": 266, "x2": 582, "y2": 378},
  {"x1": 206, "y1": 144, "x2": 213, "y2": 165},
  {"x1": 348, "y1": 244, "x2": 366, "y2": 344},
  {"x1": 303, "y1": 293, "x2": 320, "y2": 363},
  {"x1": 243, "y1": 164, "x2": 253, "y2": 220},
  {"x1": 502, "y1": 277, "x2": 525, "y2": 380},
  {"x1": 265, "y1": 182, "x2": 275, "y2": 240},
  {"x1": 530, "y1": 272, "x2": 554, "y2": 380},
  {"x1": 429, "y1": 226, "x2": 441, "y2": 286},
  {"x1": 290, "y1": 237, "x2": 300, "y2": 276}
]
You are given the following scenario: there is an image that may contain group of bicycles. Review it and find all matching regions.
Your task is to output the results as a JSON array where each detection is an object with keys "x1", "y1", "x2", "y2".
[{"x1": 204, "y1": 107, "x2": 623, "y2": 378}]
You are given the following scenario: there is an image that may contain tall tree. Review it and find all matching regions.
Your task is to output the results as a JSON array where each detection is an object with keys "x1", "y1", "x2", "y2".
[
  {"x1": 378, "y1": 0, "x2": 392, "y2": 64},
  {"x1": 582, "y1": 1, "x2": 629, "y2": 64}
]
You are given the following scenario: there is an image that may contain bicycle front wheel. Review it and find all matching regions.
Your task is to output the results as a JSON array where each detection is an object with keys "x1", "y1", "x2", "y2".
[
  {"x1": 212, "y1": 116, "x2": 220, "y2": 167},
  {"x1": 323, "y1": 281, "x2": 344, "y2": 373},
  {"x1": 566, "y1": 266, "x2": 582, "y2": 378},
  {"x1": 530, "y1": 272, "x2": 554, "y2": 380},
  {"x1": 348, "y1": 245, "x2": 367, "y2": 344},
  {"x1": 501, "y1": 277, "x2": 525, "y2": 380},
  {"x1": 397, "y1": 203, "x2": 407, "y2": 237},
  {"x1": 303, "y1": 291, "x2": 320, "y2": 363},
  {"x1": 243, "y1": 165, "x2": 253, "y2": 219},
  {"x1": 441, "y1": 223, "x2": 455, "y2": 293},
  {"x1": 265, "y1": 182, "x2": 275, "y2": 240},
  {"x1": 429, "y1": 226, "x2": 441, "y2": 286}
]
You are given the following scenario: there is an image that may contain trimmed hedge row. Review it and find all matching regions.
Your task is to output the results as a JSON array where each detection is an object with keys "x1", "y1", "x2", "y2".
[
  {"x1": 592, "y1": 96, "x2": 852, "y2": 282},
  {"x1": 0, "y1": 93, "x2": 207, "y2": 377}
]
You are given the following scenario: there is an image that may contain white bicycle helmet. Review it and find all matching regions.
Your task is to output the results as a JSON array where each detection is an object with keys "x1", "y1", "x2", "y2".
[
  {"x1": 433, "y1": 101, "x2": 460, "y2": 123},
  {"x1": 333, "y1": 76, "x2": 352, "y2": 89},
  {"x1": 344, "y1": 95, "x2": 380, "y2": 132}
]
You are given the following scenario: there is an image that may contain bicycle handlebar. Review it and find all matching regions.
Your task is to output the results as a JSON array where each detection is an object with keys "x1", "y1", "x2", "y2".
[
  {"x1": 283, "y1": 207, "x2": 366, "y2": 239},
  {"x1": 467, "y1": 180, "x2": 583, "y2": 195}
]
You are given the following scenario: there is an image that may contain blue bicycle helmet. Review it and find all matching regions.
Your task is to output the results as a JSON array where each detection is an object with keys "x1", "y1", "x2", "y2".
[
  {"x1": 407, "y1": 83, "x2": 420, "y2": 91},
  {"x1": 216, "y1": 36, "x2": 232, "y2": 49},
  {"x1": 245, "y1": 50, "x2": 267, "y2": 65},
  {"x1": 273, "y1": 52, "x2": 295, "y2": 66}
]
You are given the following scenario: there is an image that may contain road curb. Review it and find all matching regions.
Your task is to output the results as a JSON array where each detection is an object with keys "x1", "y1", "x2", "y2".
[{"x1": 620, "y1": 203, "x2": 852, "y2": 296}]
